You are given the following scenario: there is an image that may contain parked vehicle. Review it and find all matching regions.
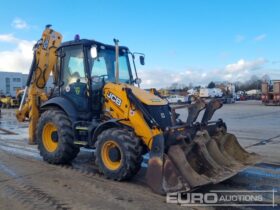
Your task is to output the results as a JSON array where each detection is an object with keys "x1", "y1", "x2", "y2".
[
  {"x1": 166, "y1": 94, "x2": 185, "y2": 103},
  {"x1": 199, "y1": 88, "x2": 223, "y2": 98},
  {"x1": 261, "y1": 80, "x2": 280, "y2": 105}
]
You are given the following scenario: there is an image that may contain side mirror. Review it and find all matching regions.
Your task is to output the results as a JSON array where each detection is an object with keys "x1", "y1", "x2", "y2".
[
  {"x1": 90, "y1": 46, "x2": 98, "y2": 58},
  {"x1": 139, "y1": 55, "x2": 145, "y2": 65},
  {"x1": 135, "y1": 78, "x2": 142, "y2": 85}
]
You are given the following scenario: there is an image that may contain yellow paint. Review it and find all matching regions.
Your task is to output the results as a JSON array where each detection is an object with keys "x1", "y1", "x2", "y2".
[
  {"x1": 101, "y1": 140, "x2": 121, "y2": 170},
  {"x1": 129, "y1": 85, "x2": 167, "y2": 105},
  {"x1": 42, "y1": 122, "x2": 58, "y2": 152},
  {"x1": 16, "y1": 28, "x2": 62, "y2": 144},
  {"x1": 0, "y1": 96, "x2": 12, "y2": 107},
  {"x1": 103, "y1": 83, "x2": 163, "y2": 149}
]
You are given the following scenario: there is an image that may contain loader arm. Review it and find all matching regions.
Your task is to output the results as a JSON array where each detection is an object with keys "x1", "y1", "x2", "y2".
[{"x1": 16, "y1": 26, "x2": 62, "y2": 144}]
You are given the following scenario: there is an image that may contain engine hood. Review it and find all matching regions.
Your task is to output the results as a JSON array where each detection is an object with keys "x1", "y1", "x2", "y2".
[
  {"x1": 127, "y1": 85, "x2": 168, "y2": 106},
  {"x1": 103, "y1": 83, "x2": 167, "y2": 106}
]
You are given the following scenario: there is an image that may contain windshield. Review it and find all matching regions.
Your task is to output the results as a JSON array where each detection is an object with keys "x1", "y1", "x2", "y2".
[{"x1": 90, "y1": 47, "x2": 132, "y2": 84}]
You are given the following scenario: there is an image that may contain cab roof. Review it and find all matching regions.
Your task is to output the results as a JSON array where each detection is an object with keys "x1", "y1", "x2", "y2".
[{"x1": 58, "y1": 39, "x2": 129, "y2": 51}]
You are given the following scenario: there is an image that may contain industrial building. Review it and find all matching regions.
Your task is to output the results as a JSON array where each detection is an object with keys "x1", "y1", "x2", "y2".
[{"x1": 0, "y1": 71, "x2": 53, "y2": 96}]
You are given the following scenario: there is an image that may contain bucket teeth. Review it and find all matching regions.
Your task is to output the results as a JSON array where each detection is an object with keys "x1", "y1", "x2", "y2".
[
  {"x1": 146, "y1": 130, "x2": 260, "y2": 194},
  {"x1": 168, "y1": 145, "x2": 211, "y2": 188},
  {"x1": 214, "y1": 132, "x2": 261, "y2": 166},
  {"x1": 203, "y1": 131, "x2": 244, "y2": 171},
  {"x1": 201, "y1": 99, "x2": 223, "y2": 123},
  {"x1": 146, "y1": 98, "x2": 260, "y2": 195},
  {"x1": 162, "y1": 154, "x2": 190, "y2": 192},
  {"x1": 166, "y1": 130, "x2": 240, "y2": 189},
  {"x1": 186, "y1": 100, "x2": 206, "y2": 125}
]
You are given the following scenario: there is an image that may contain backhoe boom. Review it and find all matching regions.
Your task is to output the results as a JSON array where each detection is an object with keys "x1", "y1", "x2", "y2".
[{"x1": 16, "y1": 26, "x2": 62, "y2": 144}]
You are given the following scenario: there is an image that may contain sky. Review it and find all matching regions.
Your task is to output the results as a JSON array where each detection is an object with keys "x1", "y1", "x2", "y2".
[{"x1": 0, "y1": 0, "x2": 279, "y2": 88}]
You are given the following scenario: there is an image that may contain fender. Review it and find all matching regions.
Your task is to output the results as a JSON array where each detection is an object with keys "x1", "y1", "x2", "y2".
[
  {"x1": 40, "y1": 97, "x2": 77, "y2": 122},
  {"x1": 91, "y1": 119, "x2": 123, "y2": 145}
]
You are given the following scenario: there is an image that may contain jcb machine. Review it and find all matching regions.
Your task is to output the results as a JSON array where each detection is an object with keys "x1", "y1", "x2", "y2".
[
  {"x1": 0, "y1": 95, "x2": 19, "y2": 108},
  {"x1": 16, "y1": 26, "x2": 259, "y2": 194}
]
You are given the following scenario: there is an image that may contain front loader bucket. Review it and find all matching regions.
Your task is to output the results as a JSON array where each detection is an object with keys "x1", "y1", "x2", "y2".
[
  {"x1": 146, "y1": 131, "x2": 244, "y2": 194},
  {"x1": 146, "y1": 99, "x2": 260, "y2": 194},
  {"x1": 202, "y1": 130, "x2": 246, "y2": 172},
  {"x1": 146, "y1": 154, "x2": 191, "y2": 194},
  {"x1": 213, "y1": 132, "x2": 261, "y2": 166}
]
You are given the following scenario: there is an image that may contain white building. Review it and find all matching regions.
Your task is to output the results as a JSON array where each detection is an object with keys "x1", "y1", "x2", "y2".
[{"x1": 0, "y1": 71, "x2": 53, "y2": 96}]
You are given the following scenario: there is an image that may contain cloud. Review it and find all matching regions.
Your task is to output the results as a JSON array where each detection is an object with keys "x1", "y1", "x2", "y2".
[
  {"x1": 235, "y1": 35, "x2": 245, "y2": 43},
  {"x1": 254, "y1": 34, "x2": 266, "y2": 41},
  {"x1": 223, "y1": 58, "x2": 266, "y2": 81},
  {"x1": 11, "y1": 17, "x2": 29, "y2": 29},
  {"x1": 225, "y1": 58, "x2": 266, "y2": 74},
  {"x1": 139, "y1": 68, "x2": 212, "y2": 89},
  {"x1": 0, "y1": 33, "x2": 269, "y2": 89},
  {"x1": 0, "y1": 34, "x2": 35, "y2": 72},
  {"x1": 0, "y1": 34, "x2": 18, "y2": 43},
  {"x1": 139, "y1": 58, "x2": 268, "y2": 89}
]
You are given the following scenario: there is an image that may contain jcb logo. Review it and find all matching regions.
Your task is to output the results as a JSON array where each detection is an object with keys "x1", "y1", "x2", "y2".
[{"x1": 107, "y1": 92, "x2": 122, "y2": 106}]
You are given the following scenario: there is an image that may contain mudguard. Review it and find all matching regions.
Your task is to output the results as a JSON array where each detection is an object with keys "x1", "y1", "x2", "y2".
[{"x1": 41, "y1": 97, "x2": 78, "y2": 122}]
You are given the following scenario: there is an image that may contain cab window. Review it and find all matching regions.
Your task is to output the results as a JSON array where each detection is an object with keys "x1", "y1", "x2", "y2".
[{"x1": 62, "y1": 46, "x2": 86, "y2": 87}]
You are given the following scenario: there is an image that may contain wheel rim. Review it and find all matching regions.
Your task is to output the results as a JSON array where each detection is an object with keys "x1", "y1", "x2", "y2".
[
  {"x1": 101, "y1": 140, "x2": 122, "y2": 170},
  {"x1": 42, "y1": 123, "x2": 58, "y2": 152}
]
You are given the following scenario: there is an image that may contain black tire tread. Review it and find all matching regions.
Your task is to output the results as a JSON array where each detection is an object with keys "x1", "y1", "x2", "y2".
[
  {"x1": 36, "y1": 110, "x2": 80, "y2": 164},
  {"x1": 95, "y1": 128, "x2": 143, "y2": 181}
]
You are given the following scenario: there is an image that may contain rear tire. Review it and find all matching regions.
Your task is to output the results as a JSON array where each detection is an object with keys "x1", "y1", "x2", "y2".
[
  {"x1": 95, "y1": 128, "x2": 143, "y2": 181},
  {"x1": 36, "y1": 110, "x2": 80, "y2": 164}
]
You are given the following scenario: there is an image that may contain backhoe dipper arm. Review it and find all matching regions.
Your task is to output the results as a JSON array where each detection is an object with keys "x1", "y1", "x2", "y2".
[{"x1": 16, "y1": 26, "x2": 62, "y2": 144}]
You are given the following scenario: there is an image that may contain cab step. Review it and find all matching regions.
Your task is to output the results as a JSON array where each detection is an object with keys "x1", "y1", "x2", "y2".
[
  {"x1": 74, "y1": 141, "x2": 88, "y2": 146},
  {"x1": 75, "y1": 126, "x2": 89, "y2": 131}
]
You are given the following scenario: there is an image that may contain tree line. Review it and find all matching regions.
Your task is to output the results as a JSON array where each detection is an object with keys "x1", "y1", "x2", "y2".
[{"x1": 166, "y1": 74, "x2": 270, "y2": 92}]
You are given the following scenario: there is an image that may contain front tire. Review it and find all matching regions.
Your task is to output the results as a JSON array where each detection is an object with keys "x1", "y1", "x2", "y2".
[
  {"x1": 95, "y1": 128, "x2": 143, "y2": 181},
  {"x1": 36, "y1": 110, "x2": 80, "y2": 164}
]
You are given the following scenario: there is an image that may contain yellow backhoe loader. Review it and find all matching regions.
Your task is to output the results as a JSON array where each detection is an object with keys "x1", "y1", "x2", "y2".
[
  {"x1": 16, "y1": 26, "x2": 260, "y2": 194},
  {"x1": 0, "y1": 95, "x2": 19, "y2": 108},
  {"x1": 0, "y1": 95, "x2": 11, "y2": 108}
]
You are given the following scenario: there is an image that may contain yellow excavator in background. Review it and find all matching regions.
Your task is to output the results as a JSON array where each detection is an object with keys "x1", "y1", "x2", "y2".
[
  {"x1": 0, "y1": 88, "x2": 23, "y2": 109},
  {"x1": 0, "y1": 96, "x2": 12, "y2": 108},
  {"x1": 16, "y1": 26, "x2": 260, "y2": 194},
  {"x1": 0, "y1": 95, "x2": 20, "y2": 108}
]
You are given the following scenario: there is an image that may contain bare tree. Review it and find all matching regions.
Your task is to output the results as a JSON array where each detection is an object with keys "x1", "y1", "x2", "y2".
[
  {"x1": 207, "y1": 81, "x2": 215, "y2": 88},
  {"x1": 262, "y1": 74, "x2": 270, "y2": 82}
]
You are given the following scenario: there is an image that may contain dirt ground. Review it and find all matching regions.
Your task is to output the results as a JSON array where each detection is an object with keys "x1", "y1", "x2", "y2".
[{"x1": 0, "y1": 100, "x2": 279, "y2": 210}]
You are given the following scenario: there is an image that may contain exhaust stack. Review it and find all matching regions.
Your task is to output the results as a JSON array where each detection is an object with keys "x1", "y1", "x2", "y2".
[{"x1": 113, "y1": 38, "x2": 119, "y2": 84}]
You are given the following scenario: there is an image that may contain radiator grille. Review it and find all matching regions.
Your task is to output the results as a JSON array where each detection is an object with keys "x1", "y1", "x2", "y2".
[{"x1": 144, "y1": 104, "x2": 172, "y2": 129}]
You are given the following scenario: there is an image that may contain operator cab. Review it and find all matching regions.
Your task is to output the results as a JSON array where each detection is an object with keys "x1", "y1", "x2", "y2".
[{"x1": 54, "y1": 39, "x2": 141, "y2": 120}]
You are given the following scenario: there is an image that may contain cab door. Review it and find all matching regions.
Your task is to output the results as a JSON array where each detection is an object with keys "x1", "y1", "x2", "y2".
[{"x1": 60, "y1": 45, "x2": 90, "y2": 113}]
